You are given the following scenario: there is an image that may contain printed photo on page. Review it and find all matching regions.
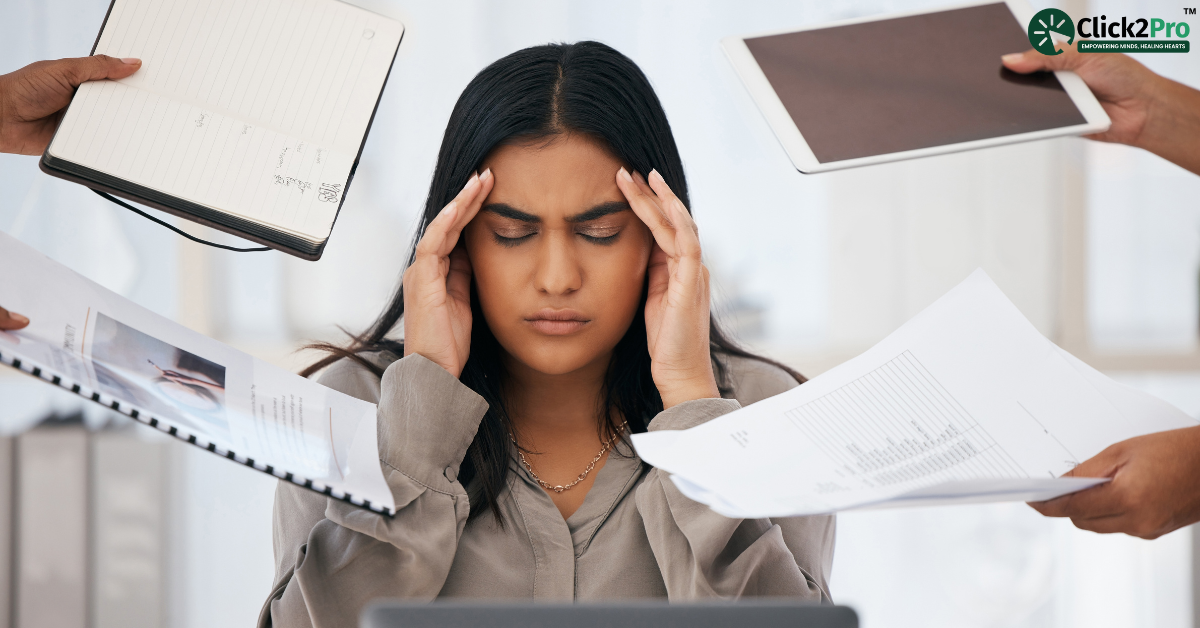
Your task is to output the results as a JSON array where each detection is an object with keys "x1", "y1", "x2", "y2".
[{"x1": 0, "y1": 231, "x2": 394, "y2": 513}]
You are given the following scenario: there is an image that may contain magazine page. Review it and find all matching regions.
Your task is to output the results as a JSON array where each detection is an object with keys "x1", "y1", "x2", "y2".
[{"x1": 0, "y1": 231, "x2": 394, "y2": 514}]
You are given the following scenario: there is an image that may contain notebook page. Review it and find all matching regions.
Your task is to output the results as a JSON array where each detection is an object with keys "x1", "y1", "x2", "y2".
[{"x1": 49, "y1": 0, "x2": 403, "y2": 241}]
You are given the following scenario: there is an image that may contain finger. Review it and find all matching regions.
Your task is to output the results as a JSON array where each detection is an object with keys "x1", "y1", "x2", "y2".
[
  {"x1": 648, "y1": 170, "x2": 702, "y2": 266},
  {"x1": 647, "y1": 170, "x2": 698, "y2": 236},
  {"x1": 409, "y1": 190, "x2": 468, "y2": 295},
  {"x1": 627, "y1": 170, "x2": 672, "y2": 231},
  {"x1": 1001, "y1": 44, "x2": 1080, "y2": 74},
  {"x1": 1029, "y1": 481, "x2": 1125, "y2": 519},
  {"x1": 416, "y1": 172, "x2": 483, "y2": 260},
  {"x1": 55, "y1": 55, "x2": 142, "y2": 87},
  {"x1": 646, "y1": 242, "x2": 669, "y2": 287},
  {"x1": 1030, "y1": 443, "x2": 1128, "y2": 517},
  {"x1": 449, "y1": 167, "x2": 493, "y2": 234},
  {"x1": 1068, "y1": 513, "x2": 1140, "y2": 536},
  {"x1": 446, "y1": 246, "x2": 473, "y2": 303},
  {"x1": 1062, "y1": 449, "x2": 1122, "y2": 480},
  {"x1": 631, "y1": 171, "x2": 667, "y2": 221},
  {"x1": 616, "y1": 167, "x2": 679, "y2": 258},
  {"x1": 0, "y1": 307, "x2": 30, "y2": 331}
]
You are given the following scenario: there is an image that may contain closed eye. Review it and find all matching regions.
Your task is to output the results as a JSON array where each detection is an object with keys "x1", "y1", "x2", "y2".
[
  {"x1": 493, "y1": 231, "x2": 536, "y2": 247},
  {"x1": 577, "y1": 226, "x2": 621, "y2": 245}
]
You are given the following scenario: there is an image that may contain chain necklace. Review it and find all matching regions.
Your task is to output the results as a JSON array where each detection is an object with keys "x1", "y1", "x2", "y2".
[{"x1": 510, "y1": 421, "x2": 629, "y2": 493}]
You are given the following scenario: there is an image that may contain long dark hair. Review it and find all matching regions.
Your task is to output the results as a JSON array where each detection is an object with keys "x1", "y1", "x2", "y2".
[{"x1": 302, "y1": 41, "x2": 804, "y2": 522}]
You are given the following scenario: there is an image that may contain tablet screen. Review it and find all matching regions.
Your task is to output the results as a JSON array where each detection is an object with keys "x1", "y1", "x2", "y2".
[{"x1": 744, "y1": 3, "x2": 1087, "y2": 164}]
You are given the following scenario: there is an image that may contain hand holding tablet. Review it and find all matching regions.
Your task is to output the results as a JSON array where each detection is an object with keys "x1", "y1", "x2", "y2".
[
  {"x1": 1003, "y1": 42, "x2": 1200, "y2": 175},
  {"x1": 722, "y1": 0, "x2": 1111, "y2": 173}
]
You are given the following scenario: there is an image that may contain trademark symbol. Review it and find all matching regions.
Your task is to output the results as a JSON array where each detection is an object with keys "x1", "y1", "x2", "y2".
[{"x1": 1186, "y1": 7, "x2": 1198, "y2": 14}]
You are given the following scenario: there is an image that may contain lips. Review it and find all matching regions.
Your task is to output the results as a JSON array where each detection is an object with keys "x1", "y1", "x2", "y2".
[{"x1": 525, "y1": 308, "x2": 591, "y2": 335}]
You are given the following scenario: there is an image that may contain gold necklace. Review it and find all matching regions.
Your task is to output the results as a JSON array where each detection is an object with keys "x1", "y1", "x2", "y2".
[{"x1": 510, "y1": 421, "x2": 629, "y2": 493}]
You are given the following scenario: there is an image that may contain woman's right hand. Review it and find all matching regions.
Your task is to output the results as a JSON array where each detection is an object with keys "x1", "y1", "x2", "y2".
[
  {"x1": 0, "y1": 306, "x2": 29, "y2": 331},
  {"x1": 402, "y1": 170, "x2": 494, "y2": 378}
]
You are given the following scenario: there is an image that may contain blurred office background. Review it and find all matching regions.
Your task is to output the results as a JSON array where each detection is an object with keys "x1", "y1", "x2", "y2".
[{"x1": 1, "y1": 0, "x2": 1198, "y2": 626}]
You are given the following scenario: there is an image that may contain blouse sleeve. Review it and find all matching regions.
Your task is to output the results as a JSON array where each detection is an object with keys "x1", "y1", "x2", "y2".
[
  {"x1": 260, "y1": 354, "x2": 489, "y2": 628},
  {"x1": 634, "y1": 387, "x2": 834, "y2": 600}
]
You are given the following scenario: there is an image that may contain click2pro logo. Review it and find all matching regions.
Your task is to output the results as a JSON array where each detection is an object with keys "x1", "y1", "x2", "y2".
[
  {"x1": 1026, "y1": 8, "x2": 1192, "y2": 53},
  {"x1": 1028, "y1": 9, "x2": 1075, "y2": 55}
]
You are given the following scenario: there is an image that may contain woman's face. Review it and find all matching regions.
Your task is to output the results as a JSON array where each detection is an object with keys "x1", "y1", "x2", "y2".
[{"x1": 463, "y1": 134, "x2": 653, "y2": 376}]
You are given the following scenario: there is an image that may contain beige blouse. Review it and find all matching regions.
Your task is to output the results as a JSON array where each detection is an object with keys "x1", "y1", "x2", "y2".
[{"x1": 259, "y1": 352, "x2": 836, "y2": 628}]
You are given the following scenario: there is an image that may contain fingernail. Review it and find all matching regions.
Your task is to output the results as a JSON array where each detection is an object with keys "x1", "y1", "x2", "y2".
[
  {"x1": 9, "y1": 313, "x2": 28, "y2": 324},
  {"x1": 618, "y1": 168, "x2": 633, "y2": 183},
  {"x1": 463, "y1": 173, "x2": 478, "y2": 191},
  {"x1": 480, "y1": 168, "x2": 492, "y2": 181},
  {"x1": 121, "y1": 57, "x2": 141, "y2": 65},
  {"x1": 1001, "y1": 53, "x2": 1023, "y2": 64},
  {"x1": 650, "y1": 169, "x2": 664, "y2": 183}
]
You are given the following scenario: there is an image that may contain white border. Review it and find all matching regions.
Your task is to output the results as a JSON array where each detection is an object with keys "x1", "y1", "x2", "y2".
[{"x1": 721, "y1": 0, "x2": 1111, "y2": 174}]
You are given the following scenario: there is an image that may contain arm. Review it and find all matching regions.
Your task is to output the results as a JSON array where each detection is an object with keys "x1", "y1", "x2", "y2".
[
  {"x1": 614, "y1": 171, "x2": 832, "y2": 599},
  {"x1": 262, "y1": 354, "x2": 489, "y2": 628},
  {"x1": 1002, "y1": 44, "x2": 1200, "y2": 175},
  {"x1": 264, "y1": 172, "x2": 495, "y2": 627},
  {"x1": 1029, "y1": 424, "x2": 1200, "y2": 539},
  {"x1": 635, "y1": 398, "x2": 832, "y2": 599},
  {"x1": 0, "y1": 55, "x2": 141, "y2": 155}
]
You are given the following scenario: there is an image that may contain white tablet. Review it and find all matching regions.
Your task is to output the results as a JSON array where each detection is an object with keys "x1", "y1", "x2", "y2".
[{"x1": 722, "y1": 0, "x2": 1110, "y2": 173}]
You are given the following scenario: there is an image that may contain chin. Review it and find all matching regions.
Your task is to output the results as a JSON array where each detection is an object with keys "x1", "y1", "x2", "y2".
[{"x1": 508, "y1": 340, "x2": 606, "y2": 376}]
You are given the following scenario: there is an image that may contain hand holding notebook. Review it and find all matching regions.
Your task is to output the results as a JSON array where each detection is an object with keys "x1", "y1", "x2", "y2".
[
  {"x1": 39, "y1": 0, "x2": 405, "y2": 259},
  {"x1": 0, "y1": 55, "x2": 142, "y2": 155}
]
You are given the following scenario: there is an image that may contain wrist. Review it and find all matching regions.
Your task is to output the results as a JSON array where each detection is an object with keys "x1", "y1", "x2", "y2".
[
  {"x1": 1133, "y1": 73, "x2": 1175, "y2": 152},
  {"x1": 0, "y1": 77, "x2": 10, "y2": 154},
  {"x1": 657, "y1": 376, "x2": 721, "y2": 409},
  {"x1": 1134, "y1": 75, "x2": 1200, "y2": 175},
  {"x1": 402, "y1": 346, "x2": 462, "y2": 379}
]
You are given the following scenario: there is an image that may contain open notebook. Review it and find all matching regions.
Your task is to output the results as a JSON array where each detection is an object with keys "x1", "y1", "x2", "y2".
[{"x1": 40, "y1": 0, "x2": 405, "y2": 260}]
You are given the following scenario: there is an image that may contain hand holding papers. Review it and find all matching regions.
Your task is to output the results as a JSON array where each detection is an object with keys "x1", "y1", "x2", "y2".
[
  {"x1": 633, "y1": 271, "x2": 1198, "y2": 518},
  {"x1": 0, "y1": 231, "x2": 394, "y2": 514}
]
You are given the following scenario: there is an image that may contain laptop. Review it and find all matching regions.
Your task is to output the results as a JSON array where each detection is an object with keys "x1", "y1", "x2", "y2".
[{"x1": 361, "y1": 600, "x2": 858, "y2": 628}]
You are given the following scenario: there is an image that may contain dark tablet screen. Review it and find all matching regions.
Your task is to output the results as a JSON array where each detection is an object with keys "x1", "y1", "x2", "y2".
[{"x1": 743, "y1": 3, "x2": 1087, "y2": 164}]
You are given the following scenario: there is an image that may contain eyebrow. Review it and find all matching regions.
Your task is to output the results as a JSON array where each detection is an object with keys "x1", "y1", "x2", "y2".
[
  {"x1": 482, "y1": 203, "x2": 540, "y2": 223},
  {"x1": 566, "y1": 201, "x2": 630, "y2": 223},
  {"x1": 482, "y1": 201, "x2": 630, "y2": 224}
]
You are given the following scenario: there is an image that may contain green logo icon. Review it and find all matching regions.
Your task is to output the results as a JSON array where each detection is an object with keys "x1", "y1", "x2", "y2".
[{"x1": 1028, "y1": 8, "x2": 1075, "y2": 55}]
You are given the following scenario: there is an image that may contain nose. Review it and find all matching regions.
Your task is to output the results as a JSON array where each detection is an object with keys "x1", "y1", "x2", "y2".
[{"x1": 533, "y1": 231, "x2": 582, "y2": 296}]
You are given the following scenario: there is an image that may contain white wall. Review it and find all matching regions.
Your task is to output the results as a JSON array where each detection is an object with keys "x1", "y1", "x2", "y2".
[{"x1": 1084, "y1": 0, "x2": 1200, "y2": 352}]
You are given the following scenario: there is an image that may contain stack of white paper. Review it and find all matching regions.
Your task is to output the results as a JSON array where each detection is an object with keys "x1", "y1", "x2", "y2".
[{"x1": 633, "y1": 271, "x2": 1197, "y2": 518}]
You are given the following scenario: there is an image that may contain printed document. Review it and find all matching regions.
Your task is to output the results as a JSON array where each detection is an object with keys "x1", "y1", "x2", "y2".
[
  {"x1": 0, "y1": 231, "x2": 394, "y2": 513},
  {"x1": 633, "y1": 270, "x2": 1197, "y2": 517}
]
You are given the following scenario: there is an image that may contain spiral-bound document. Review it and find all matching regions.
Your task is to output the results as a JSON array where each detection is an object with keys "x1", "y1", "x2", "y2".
[
  {"x1": 0, "y1": 231, "x2": 395, "y2": 515},
  {"x1": 40, "y1": 0, "x2": 405, "y2": 260}
]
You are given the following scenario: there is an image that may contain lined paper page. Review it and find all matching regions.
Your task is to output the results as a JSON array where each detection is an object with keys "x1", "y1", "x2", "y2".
[{"x1": 49, "y1": 0, "x2": 403, "y2": 241}]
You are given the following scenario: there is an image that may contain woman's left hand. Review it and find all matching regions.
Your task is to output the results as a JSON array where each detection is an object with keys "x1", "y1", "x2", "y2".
[{"x1": 616, "y1": 168, "x2": 720, "y2": 409}]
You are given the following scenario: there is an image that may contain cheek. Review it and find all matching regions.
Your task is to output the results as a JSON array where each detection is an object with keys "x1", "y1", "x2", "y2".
[
  {"x1": 463, "y1": 225, "x2": 518, "y2": 317},
  {"x1": 587, "y1": 231, "x2": 653, "y2": 325}
]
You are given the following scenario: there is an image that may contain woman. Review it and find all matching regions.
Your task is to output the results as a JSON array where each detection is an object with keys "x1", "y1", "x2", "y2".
[{"x1": 266, "y1": 40, "x2": 834, "y2": 625}]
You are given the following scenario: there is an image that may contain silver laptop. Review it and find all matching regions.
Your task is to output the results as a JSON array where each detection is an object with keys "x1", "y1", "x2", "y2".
[{"x1": 361, "y1": 600, "x2": 858, "y2": 628}]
